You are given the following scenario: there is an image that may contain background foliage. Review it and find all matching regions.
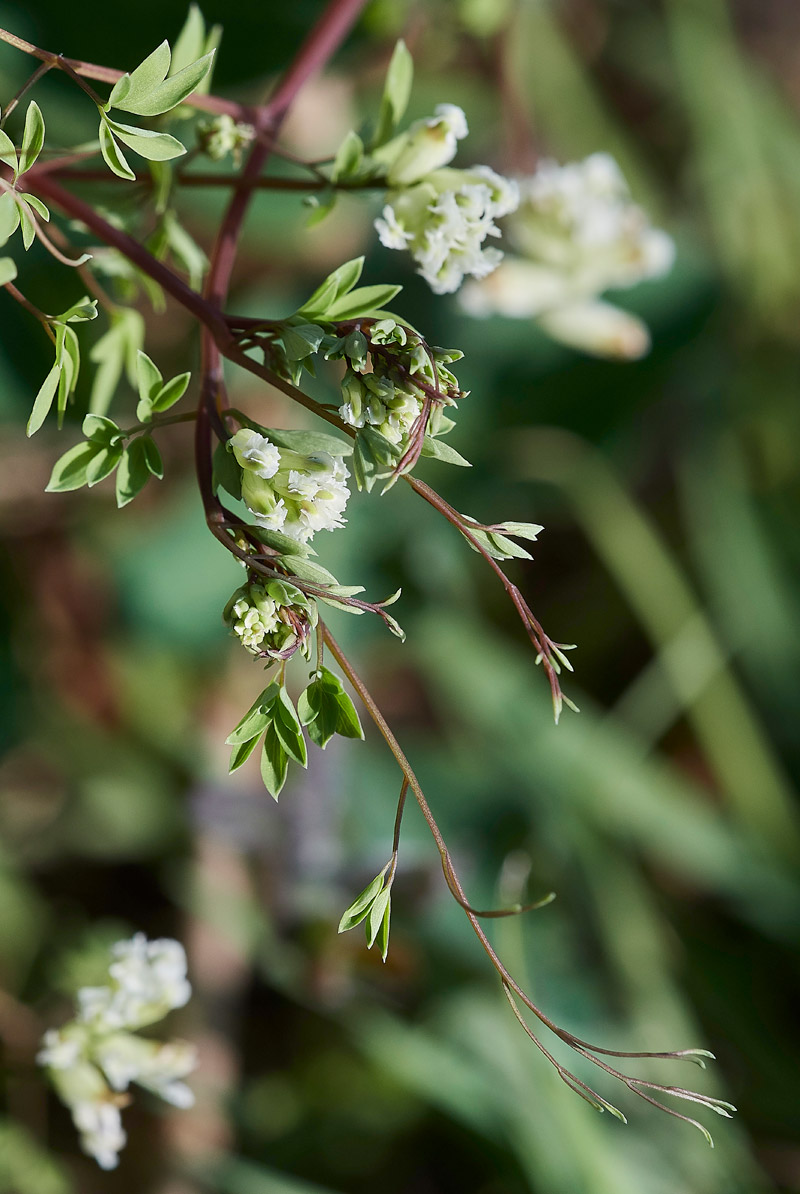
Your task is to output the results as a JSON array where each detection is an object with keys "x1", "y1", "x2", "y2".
[{"x1": 1, "y1": 0, "x2": 799, "y2": 1190}]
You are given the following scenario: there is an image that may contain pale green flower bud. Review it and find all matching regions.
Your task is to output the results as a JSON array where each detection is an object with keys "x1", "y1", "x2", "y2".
[{"x1": 385, "y1": 104, "x2": 468, "y2": 187}]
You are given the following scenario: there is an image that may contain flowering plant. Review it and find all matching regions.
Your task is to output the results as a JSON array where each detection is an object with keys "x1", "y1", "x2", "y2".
[{"x1": 0, "y1": 2, "x2": 735, "y2": 1171}]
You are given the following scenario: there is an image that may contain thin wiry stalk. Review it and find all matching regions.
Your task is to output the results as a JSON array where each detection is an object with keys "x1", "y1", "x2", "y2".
[{"x1": 321, "y1": 623, "x2": 731, "y2": 1143}]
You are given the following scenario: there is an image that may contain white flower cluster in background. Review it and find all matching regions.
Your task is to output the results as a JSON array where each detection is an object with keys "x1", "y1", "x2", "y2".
[
  {"x1": 37, "y1": 934, "x2": 196, "y2": 1170},
  {"x1": 461, "y1": 152, "x2": 675, "y2": 358},
  {"x1": 230, "y1": 428, "x2": 350, "y2": 545},
  {"x1": 374, "y1": 104, "x2": 519, "y2": 294}
]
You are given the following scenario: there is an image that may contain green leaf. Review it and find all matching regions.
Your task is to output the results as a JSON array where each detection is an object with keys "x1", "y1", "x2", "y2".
[
  {"x1": 26, "y1": 363, "x2": 60, "y2": 437},
  {"x1": 142, "y1": 437, "x2": 164, "y2": 478},
  {"x1": 366, "y1": 887, "x2": 391, "y2": 949},
  {"x1": 497, "y1": 521, "x2": 544, "y2": 542},
  {"x1": 279, "y1": 556, "x2": 343, "y2": 589},
  {"x1": 82, "y1": 413, "x2": 122, "y2": 443},
  {"x1": 115, "y1": 439, "x2": 151, "y2": 506},
  {"x1": 58, "y1": 297, "x2": 98, "y2": 323},
  {"x1": 375, "y1": 894, "x2": 391, "y2": 962},
  {"x1": 243, "y1": 526, "x2": 315, "y2": 559},
  {"x1": 106, "y1": 119, "x2": 186, "y2": 162},
  {"x1": 258, "y1": 426, "x2": 352, "y2": 458},
  {"x1": 162, "y1": 209, "x2": 207, "y2": 287},
  {"x1": 338, "y1": 871, "x2": 387, "y2": 932},
  {"x1": 325, "y1": 284, "x2": 402, "y2": 321},
  {"x1": 17, "y1": 200, "x2": 35, "y2": 250},
  {"x1": 229, "y1": 734, "x2": 262, "y2": 774},
  {"x1": 0, "y1": 128, "x2": 18, "y2": 174},
  {"x1": 420, "y1": 435, "x2": 471, "y2": 468},
  {"x1": 294, "y1": 257, "x2": 364, "y2": 320},
  {"x1": 112, "y1": 44, "x2": 215, "y2": 117},
  {"x1": 331, "y1": 129, "x2": 364, "y2": 183},
  {"x1": 0, "y1": 191, "x2": 21, "y2": 247},
  {"x1": 0, "y1": 256, "x2": 17, "y2": 285},
  {"x1": 152, "y1": 371, "x2": 190, "y2": 411},
  {"x1": 18, "y1": 100, "x2": 45, "y2": 174},
  {"x1": 260, "y1": 723, "x2": 288, "y2": 800},
  {"x1": 460, "y1": 517, "x2": 534, "y2": 561},
  {"x1": 334, "y1": 690, "x2": 364, "y2": 740},
  {"x1": 172, "y1": 6, "x2": 207, "y2": 74},
  {"x1": 99, "y1": 120, "x2": 136, "y2": 180},
  {"x1": 273, "y1": 688, "x2": 307, "y2": 767},
  {"x1": 281, "y1": 323, "x2": 326, "y2": 361},
  {"x1": 301, "y1": 684, "x2": 340, "y2": 750},
  {"x1": 372, "y1": 40, "x2": 414, "y2": 148},
  {"x1": 45, "y1": 441, "x2": 103, "y2": 492},
  {"x1": 85, "y1": 444, "x2": 123, "y2": 486},
  {"x1": 18, "y1": 192, "x2": 49, "y2": 222},
  {"x1": 109, "y1": 41, "x2": 172, "y2": 111},
  {"x1": 137, "y1": 350, "x2": 163, "y2": 405},
  {"x1": 225, "y1": 684, "x2": 278, "y2": 745},
  {"x1": 212, "y1": 440, "x2": 242, "y2": 500},
  {"x1": 55, "y1": 326, "x2": 80, "y2": 424},
  {"x1": 352, "y1": 426, "x2": 400, "y2": 492},
  {"x1": 88, "y1": 308, "x2": 145, "y2": 416}
]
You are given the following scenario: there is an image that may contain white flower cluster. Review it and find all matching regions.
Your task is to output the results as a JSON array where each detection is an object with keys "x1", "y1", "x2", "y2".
[
  {"x1": 37, "y1": 934, "x2": 196, "y2": 1170},
  {"x1": 374, "y1": 104, "x2": 519, "y2": 295},
  {"x1": 461, "y1": 153, "x2": 674, "y2": 358},
  {"x1": 230, "y1": 428, "x2": 350, "y2": 545},
  {"x1": 224, "y1": 578, "x2": 316, "y2": 658}
]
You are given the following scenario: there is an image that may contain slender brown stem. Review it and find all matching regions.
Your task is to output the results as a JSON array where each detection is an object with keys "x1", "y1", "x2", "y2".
[
  {"x1": 2, "y1": 281, "x2": 51, "y2": 324},
  {"x1": 0, "y1": 60, "x2": 53, "y2": 127}
]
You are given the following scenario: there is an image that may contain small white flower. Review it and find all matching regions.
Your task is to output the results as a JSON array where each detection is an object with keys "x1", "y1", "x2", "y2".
[
  {"x1": 37, "y1": 1027, "x2": 86, "y2": 1070},
  {"x1": 230, "y1": 429, "x2": 281, "y2": 479},
  {"x1": 72, "y1": 1100, "x2": 126, "y2": 1171},
  {"x1": 375, "y1": 166, "x2": 519, "y2": 295}
]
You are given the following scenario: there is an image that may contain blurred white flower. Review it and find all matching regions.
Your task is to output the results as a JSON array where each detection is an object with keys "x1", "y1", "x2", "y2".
[
  {"x1": 38, "y1": 933, "x2": 196, "y2": 1170},
  {"x1": 461, "y1": 152, "x2": 674, "y2": 358}
]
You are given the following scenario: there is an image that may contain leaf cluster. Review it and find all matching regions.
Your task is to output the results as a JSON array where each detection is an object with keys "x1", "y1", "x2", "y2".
[
  {"x1": 226, "y1": 668, "x2": 363, "y2": 799},
  {"x1": 44, "y1": 351, "x2": 186, "y2": 505},
  {"x1": 338, "y1": 863, "x2": 393, "y2": 962}
]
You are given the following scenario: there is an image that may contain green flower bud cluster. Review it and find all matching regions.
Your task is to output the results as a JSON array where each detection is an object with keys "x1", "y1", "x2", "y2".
[
  {"x1": 197, "y1": 113, "x2": 255, "y2": 163},
  {"x1": 337, "y1": 319, "x2": 464, "y2": 452},
  {"x1": 223, "y1": 578, "x2": 317, "y2": 659}
]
